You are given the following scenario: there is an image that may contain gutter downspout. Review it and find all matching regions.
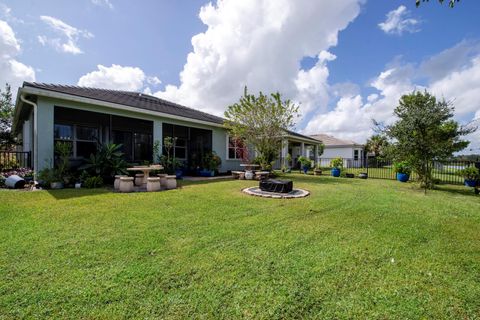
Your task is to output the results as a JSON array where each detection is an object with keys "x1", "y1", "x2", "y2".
[{"x1": 20, "y1": 94, "x2": 38, "y2": 177}]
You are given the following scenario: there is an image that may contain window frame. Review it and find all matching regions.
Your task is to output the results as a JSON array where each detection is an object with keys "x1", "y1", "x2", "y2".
[
  {"x1": 226, "y1": 135, "x2": 246, "y2": 160},
  {"x1": 54, "y1": 123, "x2": 100, "y2": 159},
  {"x1": 354, "y1": 149, "x2": 359, "y2": 161}
]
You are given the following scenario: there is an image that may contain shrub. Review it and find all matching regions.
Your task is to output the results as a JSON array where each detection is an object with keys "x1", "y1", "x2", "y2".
[
  {"x1": 253, "y1": 155, "x2": 274, "y2": 171},
  {"x1": 84, "y1": 176, "x2": 103, "y2": 188},
  {"x1": 394, "y1": 161, "x2": 412, "y2": 175},
  {"x1": 456, "y1": 167, "x2": 479, "y2": 180},
  {"x1": 298, "y1": 156, "x2": 311, "y2": 169},
  {"x1": 202, "y1": 151, "x2": 222, "y2": 171},
  {"x1": 37, "y1": 168, "x2": 59, "y2": 186},
  {"x1": 330, "y1": 157, "x2": 343, "y2": 169},
  {"x1": 79, "y1": 142, "x2": 127, "y2": 180}
]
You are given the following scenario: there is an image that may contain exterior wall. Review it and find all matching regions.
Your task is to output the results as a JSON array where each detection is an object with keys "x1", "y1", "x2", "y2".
[
  {"x1": 319, "y1": 146, "x2": 365, "y2": 168},
  {"x1": 321, "y1": 147, "x2": 355, "y2": 159},
  {"x1": 22, "y1": 110, "x2": 33, "y2": 152},
  {"x1": 32, "y1": 96, "x2": 242, "y2": 173},
  {"x1": 36, "y1": 99, "x2": 55, "y2": 171}
]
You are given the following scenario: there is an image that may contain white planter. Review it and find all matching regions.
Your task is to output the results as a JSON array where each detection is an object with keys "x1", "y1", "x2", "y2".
[
  {"x1": 5, "y1": 175, "x2": 25, "y2": 189},
  {"x1": 75, "y1": 183, "x2": 82, "y2": 189},
  {"x1": 50, "y1": 182, "x2": 64, "y2": 189},
  {"x1": 245, "y1": 170, "x2": 254, "y2": 180}
]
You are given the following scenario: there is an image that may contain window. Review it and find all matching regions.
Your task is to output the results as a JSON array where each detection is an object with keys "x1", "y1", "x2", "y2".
[
  {"x1": 354, "y1": 149, "x2": 359, "y2": 161},
  {"x1": 112, "y1": 130, "x2": 152, "y2": 162},
  {"x1": 227, "y1": 136, "x2": 246, "y2": 160},
  {"x1": 54, "y1": 123, "x2": 98, "y2": 158},
  {"x1": 162, "y1": 123, "x2": 189, "y2": 160},
  {"x1": 134, "y1": 132, "x2": 153, "y2": 161},
  {"x1": 112, "y1": 130, "x2": 133, "y2": 160}
]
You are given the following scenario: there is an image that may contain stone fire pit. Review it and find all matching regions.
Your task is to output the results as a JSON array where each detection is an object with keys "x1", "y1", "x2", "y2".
[{"x1": 242, "y1": 179, "x2": 309, "y2": 199}]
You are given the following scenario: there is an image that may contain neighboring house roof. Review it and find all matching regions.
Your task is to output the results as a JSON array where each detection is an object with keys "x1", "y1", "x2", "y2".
[
  {"x1": 15, "y1": 82, "x2": 320, "y2": 144},
  {"x1": 22, "y1": 82, "x2": 225, "y2": 125},
  {"x1": 287, "y1": 130, "x2": 322, "y2": 144},
  {"x1": 310, "y1": 133, "x2": 363, "y2": 147}
]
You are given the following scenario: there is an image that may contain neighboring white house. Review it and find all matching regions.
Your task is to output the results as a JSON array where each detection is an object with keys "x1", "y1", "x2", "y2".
[{"x1": 310, "y1": 133, "x2": 365, "y2": 167}]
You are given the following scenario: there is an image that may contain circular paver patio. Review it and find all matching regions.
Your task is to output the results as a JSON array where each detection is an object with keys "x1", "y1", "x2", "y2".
[{"x1": 242, "y1": 187, "x2": 310, "y2": 199}]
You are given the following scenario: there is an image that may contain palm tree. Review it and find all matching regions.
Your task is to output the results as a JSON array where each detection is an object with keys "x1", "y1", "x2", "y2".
[{"x1": 365, "y1": 135, "x2": 389, "y2": 158}]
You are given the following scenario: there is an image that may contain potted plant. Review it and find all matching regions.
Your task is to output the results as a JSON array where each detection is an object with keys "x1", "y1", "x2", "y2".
[
  {"x1": 201, "y1": 152, "x2": 222, "y2": 177},
  {"x1": 313, "y1": 164, "x2": 322, "y2": 176},
  {"x1": 456, "y1": 167, "x2": 479, "y2": 187},
  {"x1": 330, "y1": 157, "x2": 343, "y2": 177},
  {"x1": 79, "y1": 142, "x2": 128, "y2": 185},
  {"x1": 298, "y1": 156, "x2": 311, "y2": 174},
  {"x1": 394, "y1": 161, "x2": 412, "y2": 182}
]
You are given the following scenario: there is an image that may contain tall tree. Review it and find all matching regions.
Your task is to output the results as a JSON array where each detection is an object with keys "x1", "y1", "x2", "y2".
[
  {"x1": 382, "y1": 91, "x2": 474, "y2": 190},
  {"x1": 224, "y1": 87, "x2": 299, "y2": 170},
  {"x1": 0, "y1": 84, "x2": 16, "y2": 150},
  {"x1": 416, "y1": 0, "x2": 459, "y2": 8}
]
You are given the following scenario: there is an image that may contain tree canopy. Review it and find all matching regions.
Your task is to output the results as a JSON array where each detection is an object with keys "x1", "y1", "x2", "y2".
[
  {"x1": 415, "y1": 0, "x2": 459, "y2": 8},
  {"x1": 380, "y1": 91, "x2": 474, "y2": 189},
  {"x1": 365, "y1": 134, "x2": 390, "y2": 159},
  {"x1": 0, "y1": 84, "x2": 16, "y2": 150},
  {"x1": 224, "y1": 87, "x2": 299, "y2": 170}
]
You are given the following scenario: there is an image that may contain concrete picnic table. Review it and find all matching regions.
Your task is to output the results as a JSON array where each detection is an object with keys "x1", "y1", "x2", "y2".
[{"x1": 126, "y1": 165, "x2": 163, "y2": 184}]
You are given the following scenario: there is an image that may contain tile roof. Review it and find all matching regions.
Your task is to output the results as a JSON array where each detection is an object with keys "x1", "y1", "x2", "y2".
[
  {"x1": 21, "y1": 82, "x2": 322, "y2": 144},
  {"x1": 309, "y1": 133, "x2": 362, "y2": 147},
  {"x1": 23, "y1": 82, "x2": 225, "y2": 125}
]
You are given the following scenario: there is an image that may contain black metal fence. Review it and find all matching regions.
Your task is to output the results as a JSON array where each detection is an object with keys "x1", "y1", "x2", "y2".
[
  {"x1": 315, "y1": 157, "x2": 478, "y2": 185},
  {"x1": 0, "y1": 151, "x2": 32, "y2": 171}
]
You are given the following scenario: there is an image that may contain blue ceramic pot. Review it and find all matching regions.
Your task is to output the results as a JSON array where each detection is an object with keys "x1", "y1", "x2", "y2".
[
  {"x1": 396, "y1": 173, "x2": 410, "y2": 182},
  {"x1": 331, "y1": 168, "x2": 341, "y2": 177},
  {"x1": 465, "y1": 179, "x2": 477, "y2": 187},
  {"x1": 302, "y1": 165, "x2": 309, "y2": 174},
  {"x1": 175, "y1": 169, "x2": 183, "y2": 179},
  {"x1": 200, "y1": 169, "x2": 215, "y2": 177}
]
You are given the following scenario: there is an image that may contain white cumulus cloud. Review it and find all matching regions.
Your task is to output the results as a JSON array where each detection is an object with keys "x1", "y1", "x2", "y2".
[
  {"x1": 77, "y1": 64, "x2": 161, "y2": 92},
  {"x1": 303, "y1": 41, "x2": 480, "y2": 153},
  {"x1": 378, "y1": 5, "x2": 420, "y2": 35},
  {"x1": 0, "y1": 19, "x2": 35, "y2": 93},
  {"x1": 91, "y1": 0, "x2": 114, "y2": 10},
  {"x1": 39, "y1": 15, "x2": 93, "y2": 55},
  {"x1": 155, "y1": 0, "x2": 363, "y2": 116}
]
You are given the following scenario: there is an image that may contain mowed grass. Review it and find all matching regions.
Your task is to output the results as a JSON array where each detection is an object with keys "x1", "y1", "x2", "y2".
[{"x1": 0, "y1": 174, "x2": 479, "y2": 319}]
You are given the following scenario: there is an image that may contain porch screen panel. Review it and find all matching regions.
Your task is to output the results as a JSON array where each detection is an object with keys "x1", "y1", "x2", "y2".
[{"x1": 112, "y1": 130, "x2": 133, "y2": 161}]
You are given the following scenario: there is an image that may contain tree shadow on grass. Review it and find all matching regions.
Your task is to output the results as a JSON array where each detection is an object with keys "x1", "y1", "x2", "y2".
[
  {"x1": 433, "y1": 184, "x2": 479, "y2": 198},
  {"x1": 45, "y1": 187, "x2": 113, "y2": 200},
  {"x1": 278, "y1": 173, "x2": 359, "y2": 186}
]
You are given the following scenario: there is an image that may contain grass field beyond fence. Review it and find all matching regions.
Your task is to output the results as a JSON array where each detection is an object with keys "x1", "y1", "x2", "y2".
[{"x1": 0, "y1": 174, "x2": 479, "y2": 319}]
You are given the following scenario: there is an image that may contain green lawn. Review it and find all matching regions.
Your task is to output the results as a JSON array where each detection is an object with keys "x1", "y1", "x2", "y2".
[{"x1": 1, "y1": 174, "x2": 479, "y2": 319}]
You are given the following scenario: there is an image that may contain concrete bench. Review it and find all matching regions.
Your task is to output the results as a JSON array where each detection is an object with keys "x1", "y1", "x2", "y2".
[
  {"x1": 114, "y1": 175, "x2": 127, "y2": 190},
  {"x1": 119, "y1": 177, "x2": 134, "y2": 193},
  {"x1": 134, "y1": 173, "x2": 145, "y2": 186},
  {"x1": 166, "y1": 175, "x2": 177, "y2": 190},
  {"x1": 255, "y1": 171, "x2": 270, "y2": 180},
  {"x1": 157, "y1": 174, "x2": 168, "y2": 190},
  {"x1": 232, "y1": 171, "x2": 245, "y2": 180},
  {"x1": 147, "y1": 177, "x2": 161, "y2": 192}
]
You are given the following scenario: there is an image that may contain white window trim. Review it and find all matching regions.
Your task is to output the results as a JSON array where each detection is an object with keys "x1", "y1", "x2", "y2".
[
  {"x1": 54, "y1": 123, "x2": 99, "y2": 158},
  {"x1": 226, "y1": 134, "x2": 244, "y2": 160}
]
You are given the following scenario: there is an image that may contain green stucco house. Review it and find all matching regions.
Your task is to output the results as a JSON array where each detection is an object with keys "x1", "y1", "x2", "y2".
[{"x1": 12, "y1": 82, "x2": 321, "y2": 174}]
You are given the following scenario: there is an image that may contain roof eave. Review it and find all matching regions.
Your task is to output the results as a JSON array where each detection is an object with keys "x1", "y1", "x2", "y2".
[{"x1": 20, "y1": 86, "x2": 226, "y2": 128}]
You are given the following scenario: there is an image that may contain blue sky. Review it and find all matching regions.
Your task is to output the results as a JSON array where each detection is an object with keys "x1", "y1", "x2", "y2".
[{"x1": 1, "y1": 0, "x2": 479, "y2": 150}]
